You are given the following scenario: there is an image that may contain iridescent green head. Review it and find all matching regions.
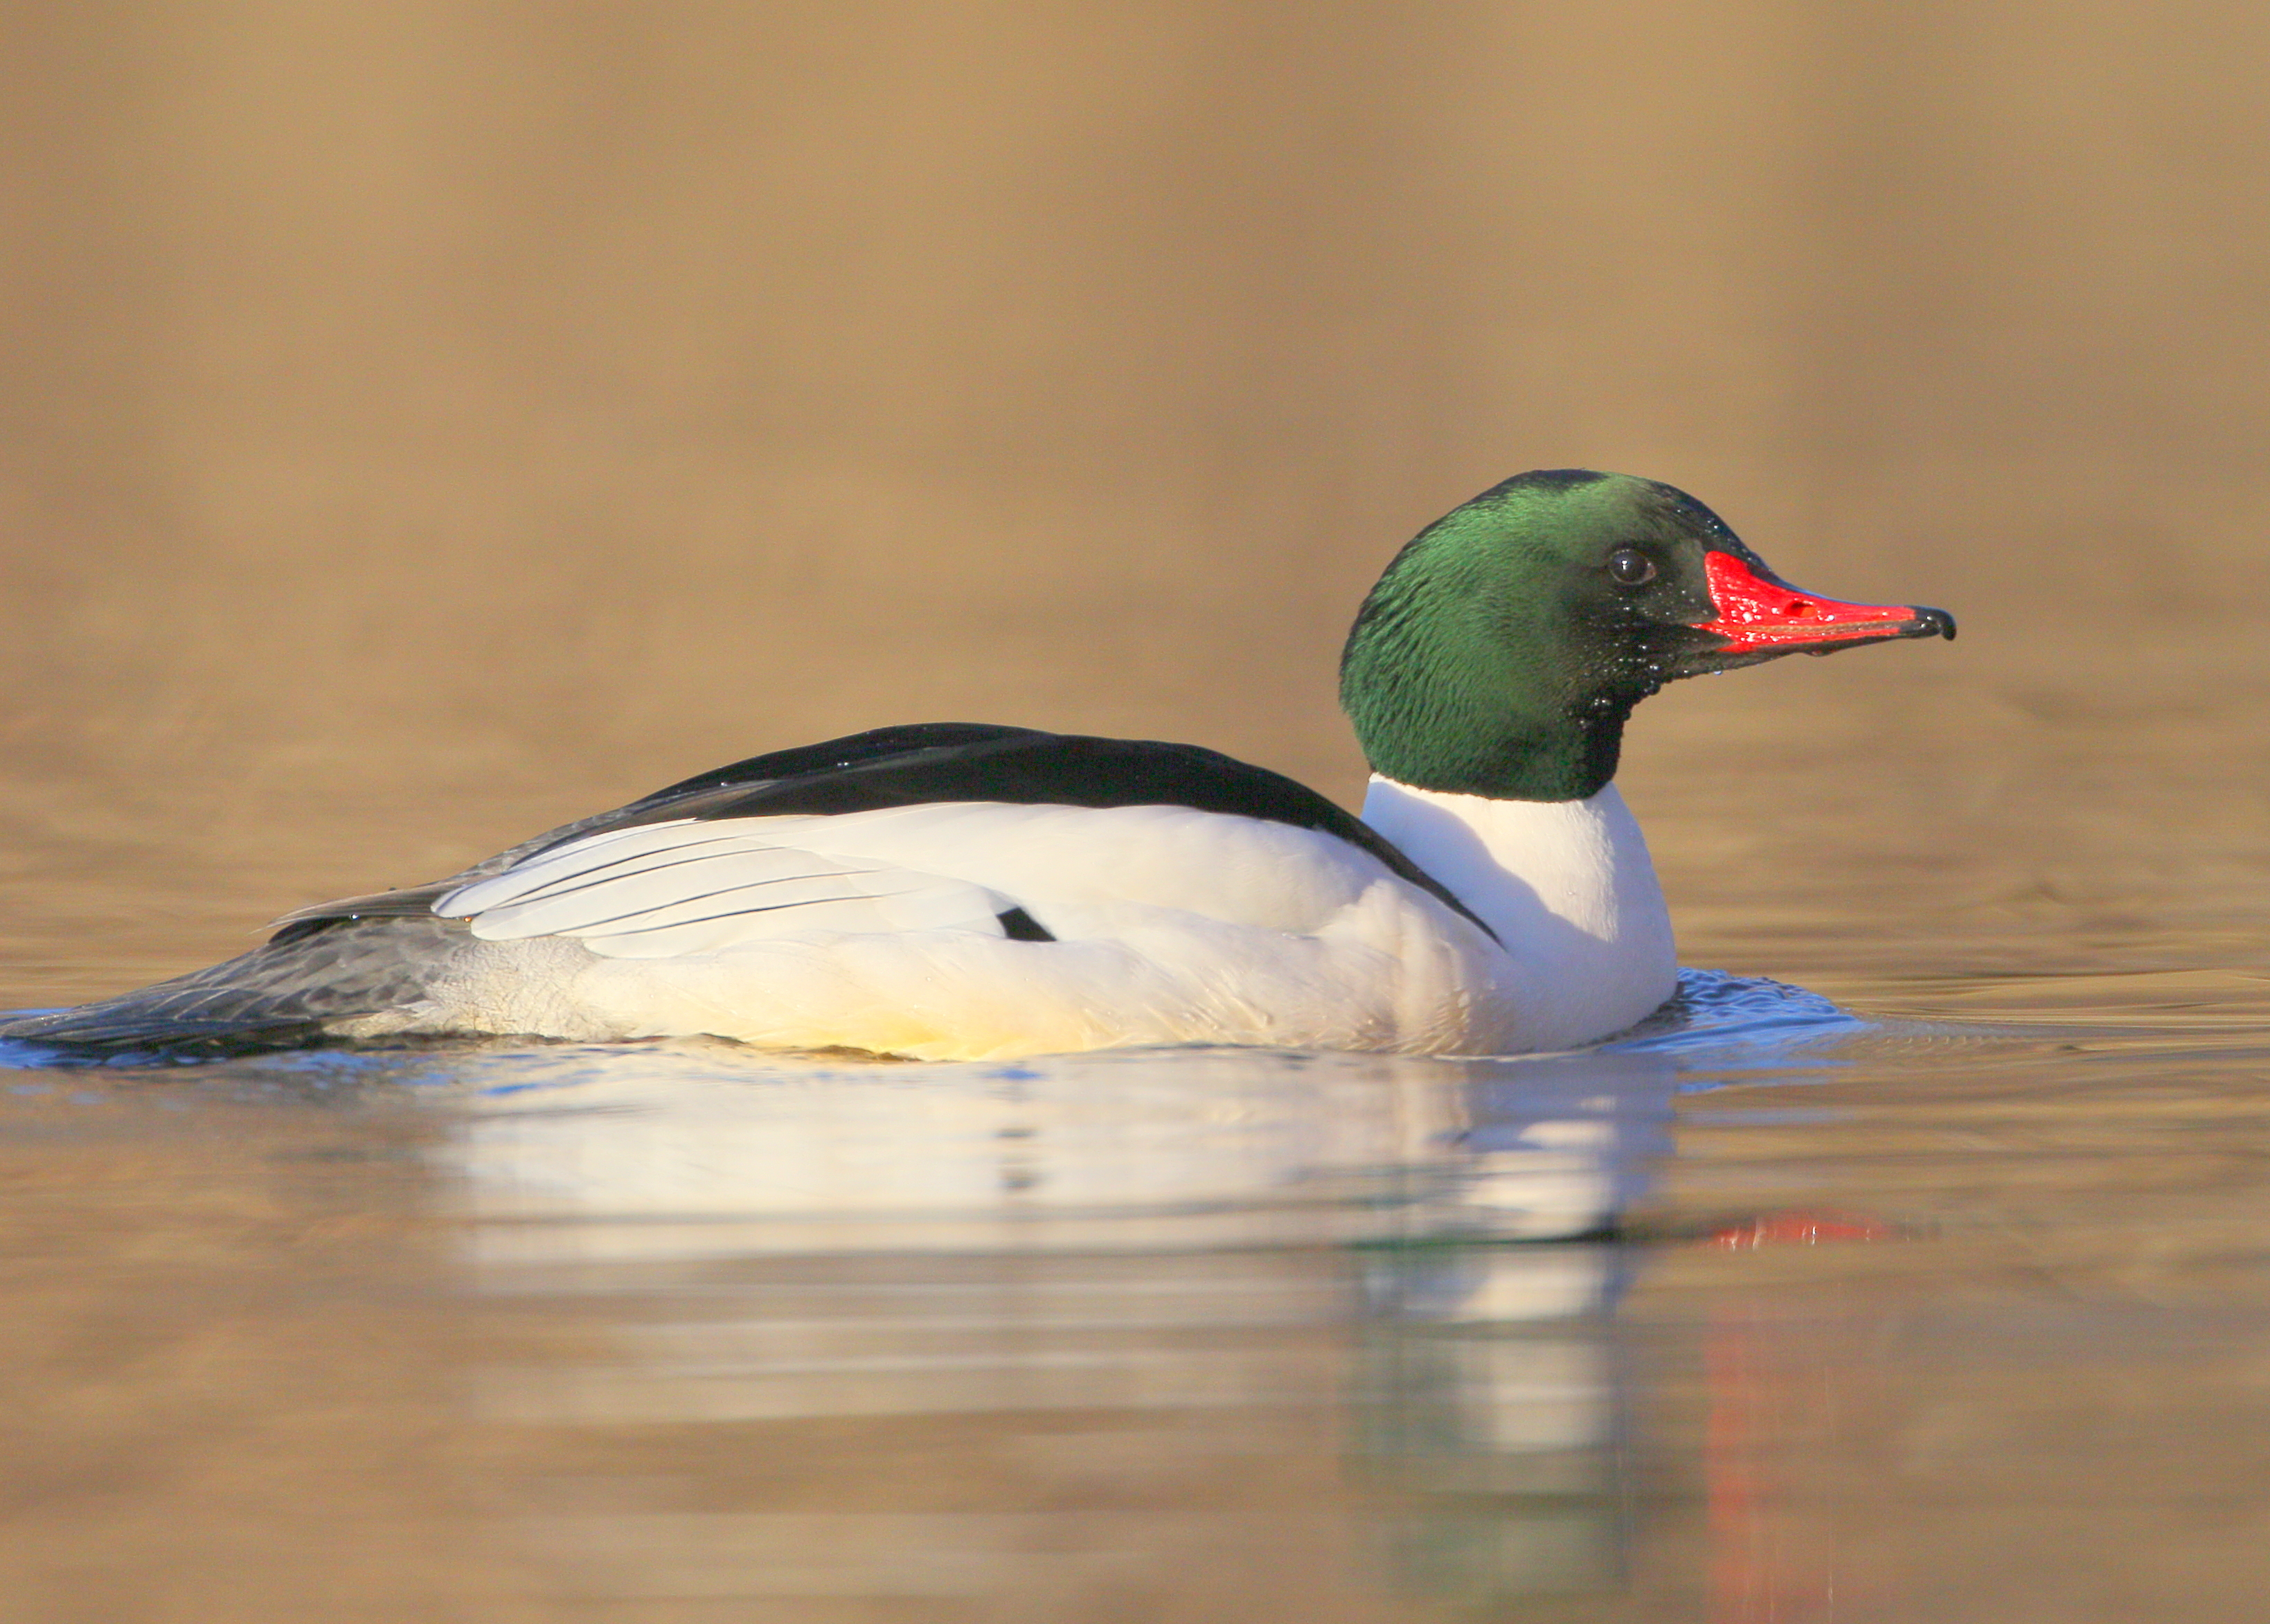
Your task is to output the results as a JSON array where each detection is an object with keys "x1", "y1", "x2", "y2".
[{"x1": 1339, "y1": 470, "x2": 1954, "y2": 801}]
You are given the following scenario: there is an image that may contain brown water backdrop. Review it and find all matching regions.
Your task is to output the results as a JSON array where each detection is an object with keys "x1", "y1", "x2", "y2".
[{"x1": 1, "y1": 5, "x2": 2267, "y2": 1619}]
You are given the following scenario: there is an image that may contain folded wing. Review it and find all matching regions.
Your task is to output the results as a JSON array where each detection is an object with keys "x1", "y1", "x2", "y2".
[{"x1": 436, "y1": 819, "x2": 1019, "y2": 958}]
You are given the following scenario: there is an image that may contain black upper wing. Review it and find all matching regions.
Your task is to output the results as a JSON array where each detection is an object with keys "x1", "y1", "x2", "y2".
[{"x1": 280, "y1": 724, "x2": 1494, "y2": 941}]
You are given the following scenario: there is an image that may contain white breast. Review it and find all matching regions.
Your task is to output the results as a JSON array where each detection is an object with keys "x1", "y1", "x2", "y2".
[{"x1": 1357, "y1": 777, "x2": 1677, "y2": 1051}]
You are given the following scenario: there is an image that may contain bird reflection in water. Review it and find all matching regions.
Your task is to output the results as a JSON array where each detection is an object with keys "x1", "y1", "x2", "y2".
[
  {"x1": 1350, "y1": 1049, "x2": 1668, "y2": 1605},
  {"x1": 436, "y1": 976, "x2": 1853, "y2": 1614}
]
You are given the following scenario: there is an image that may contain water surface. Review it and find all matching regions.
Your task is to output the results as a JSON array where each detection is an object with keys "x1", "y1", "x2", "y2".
[
  {"x1": 1, "y1": 622, "x2": 2265, "y2": 1624},
  {"x1": 5, "y1": 899, "x2": 2266, "y2": 1623}
]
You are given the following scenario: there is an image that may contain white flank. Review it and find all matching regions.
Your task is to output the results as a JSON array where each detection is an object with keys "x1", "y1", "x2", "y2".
[
  {"x1": 380, "y1": 801, "x2": 1508, "y2": 1059},
  {"x1": 355, "y1": 788, "x2": 1677, "y2": 1061}
]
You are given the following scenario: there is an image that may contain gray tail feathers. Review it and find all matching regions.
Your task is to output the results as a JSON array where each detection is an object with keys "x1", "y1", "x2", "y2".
[{"x1": 0, "y1": 917, "x2": 469, "y2": 1057}]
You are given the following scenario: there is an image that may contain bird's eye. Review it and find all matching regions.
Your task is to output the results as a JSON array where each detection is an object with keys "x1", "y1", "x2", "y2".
[{"x1": 1607, "y1": 547, "x2": 1658, "y2": 587}]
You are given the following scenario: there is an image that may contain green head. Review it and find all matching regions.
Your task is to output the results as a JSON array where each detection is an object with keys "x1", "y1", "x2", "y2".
[{"x1": 1339, "y1": 470, "x2": 1954, "y2": 801}]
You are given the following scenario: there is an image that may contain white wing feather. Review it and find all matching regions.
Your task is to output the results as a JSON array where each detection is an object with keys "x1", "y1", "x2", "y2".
[
  {"x1": 436, "y1": 819, "x2": 1016, "y2": 959},
  {"x1": 436, "y1": 803, "x2": 1407, "y2": 956}
]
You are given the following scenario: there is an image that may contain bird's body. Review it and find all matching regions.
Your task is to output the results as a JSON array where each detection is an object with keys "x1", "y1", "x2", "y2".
[
  {"x1": 337, "y1": 771, "x2": 1672, "y2": 1061},
  {"x1": 0, "y1": 472, "x2": 1950, "y2": 1060}
]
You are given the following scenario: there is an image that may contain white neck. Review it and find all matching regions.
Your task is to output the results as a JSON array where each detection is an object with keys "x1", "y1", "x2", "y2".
[{"x1": 1359, "y1": 775, "x2": 1679, "y2": 1047}]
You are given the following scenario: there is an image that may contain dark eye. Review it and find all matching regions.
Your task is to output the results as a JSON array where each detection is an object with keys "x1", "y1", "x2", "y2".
[{"x1": 1607, "y1": 547, "x2": 1658, "y2": 587}]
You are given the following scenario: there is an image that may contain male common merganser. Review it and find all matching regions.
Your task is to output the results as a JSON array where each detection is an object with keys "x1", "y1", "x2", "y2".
[{"x1": 1, "y1": 471, "x2": 1951, "y2": 1060}]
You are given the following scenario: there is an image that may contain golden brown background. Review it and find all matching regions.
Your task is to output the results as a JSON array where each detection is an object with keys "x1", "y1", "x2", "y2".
[
  {"x1": 3, "y1": 10, "x2": 2269, "y2": 1620},
  {"x1": 3, "y1": 1, "x2": 2264, "y2": 999}
]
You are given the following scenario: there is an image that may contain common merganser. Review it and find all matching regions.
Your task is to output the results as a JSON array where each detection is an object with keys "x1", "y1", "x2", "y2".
[{"x1": 0, "y1": 470, "x2": 1951, "y2": 1060}]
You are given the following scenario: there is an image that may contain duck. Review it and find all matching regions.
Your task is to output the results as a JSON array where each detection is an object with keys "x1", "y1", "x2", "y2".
[{"x1": 0, "y1": 470, "x2": 1952, "y2": 1062}]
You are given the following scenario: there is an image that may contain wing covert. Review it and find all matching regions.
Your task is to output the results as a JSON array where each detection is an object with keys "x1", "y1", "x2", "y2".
[{"x1": 434, "y1": 819, "x2": 1021, "y2": 959}]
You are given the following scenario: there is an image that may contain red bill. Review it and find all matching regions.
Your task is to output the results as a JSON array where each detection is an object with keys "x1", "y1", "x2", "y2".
[{"x1": 1698, "y1": 551, "x2": 1955, "y2": 653}]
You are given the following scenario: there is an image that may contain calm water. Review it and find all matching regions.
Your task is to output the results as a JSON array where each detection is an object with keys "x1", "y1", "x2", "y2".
[
  {"x1": 7, "y1": 6, "x2": 2266, "y2": 1614},
  {"x1": 0, "y1": 652, "x2": 2264, "y2": 1623},
  {"x1": 6, "y1": 978, "x2": 2264, "y2": 1623}
]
